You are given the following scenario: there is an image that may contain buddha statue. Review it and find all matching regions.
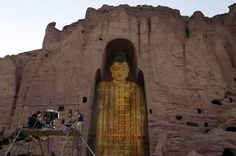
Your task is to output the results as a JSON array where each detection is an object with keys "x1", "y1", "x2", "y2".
[{"x1": 95, "y1": 55, "x2": 146, "y2": 156}]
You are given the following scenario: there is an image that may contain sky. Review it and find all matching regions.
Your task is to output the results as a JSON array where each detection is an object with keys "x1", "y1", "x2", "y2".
[{"x1": 0, "y1": 0, "x2": 235, "y2": 58}]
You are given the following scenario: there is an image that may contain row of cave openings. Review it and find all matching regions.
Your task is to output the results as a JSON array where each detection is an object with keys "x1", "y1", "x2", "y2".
[
  {"x1": 173, "y1": 103, "x2": 236, "y2": 133},
  {"x1": 174, "y1": 91, "x2": 236, "y2": 132}
]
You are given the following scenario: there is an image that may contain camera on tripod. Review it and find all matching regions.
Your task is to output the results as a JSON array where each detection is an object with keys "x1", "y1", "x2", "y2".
[{"x1": 43, "y1": 110, "x2": 59, "y2": 129}]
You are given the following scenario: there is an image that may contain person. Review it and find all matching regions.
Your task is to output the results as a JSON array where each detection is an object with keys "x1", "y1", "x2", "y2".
[
  {"x1": 27, "y1": 111, "x2": 44, "y2": 129},
  {"x1": 95, "y1": 54, "x2": 146, "y2": 156},
  {"x1": 74, "y1": 110, "x2": 83, "y2": 133},
  {"x1": 62, "y1": 121, "x2": 74, "y2": 133}
]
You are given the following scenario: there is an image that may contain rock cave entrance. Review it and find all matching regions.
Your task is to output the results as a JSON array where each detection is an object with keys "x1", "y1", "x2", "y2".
[
  {"x1": 222, "y1": 148, "x2": 235, "y2": 156},
  {"x1": 226, "y1": 127, "x2": 236, "y2": 132},
  {"x1": 88, "y1": 38, "x2": 149, "y2": 155}
]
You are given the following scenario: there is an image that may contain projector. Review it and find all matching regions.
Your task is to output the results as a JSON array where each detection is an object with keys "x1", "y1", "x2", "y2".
[{"x1": 43, "y1": 110, "x2": 59, "y2": 129}]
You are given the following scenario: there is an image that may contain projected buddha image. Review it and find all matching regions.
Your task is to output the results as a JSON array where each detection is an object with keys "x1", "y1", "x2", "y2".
[{"x1": 95, "y1": 54, "x2": 145, "y2": 156}]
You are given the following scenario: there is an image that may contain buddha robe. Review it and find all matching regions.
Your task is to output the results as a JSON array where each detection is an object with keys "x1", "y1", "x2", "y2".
[{"x1": 96, "y1": 81, "x2": 145, "y2": 156}]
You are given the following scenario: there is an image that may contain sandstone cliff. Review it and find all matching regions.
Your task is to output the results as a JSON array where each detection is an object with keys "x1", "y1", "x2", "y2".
[{"x1": 0, "y1": 4, "x2": 236, "y2": 156}]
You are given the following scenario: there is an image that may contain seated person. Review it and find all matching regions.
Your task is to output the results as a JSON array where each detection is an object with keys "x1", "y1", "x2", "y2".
[
  {"x1": 27, "y1": 111, "x2": 44, "y2": 129},
  {"x1": 62, "y1": 121, "x2": 74, "y2": 133}
]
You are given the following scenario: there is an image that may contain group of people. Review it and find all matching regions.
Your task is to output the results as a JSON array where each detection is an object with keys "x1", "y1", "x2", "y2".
[
  {"x1": 27, "y1": 109, "x2": 83, "y2": 133},
  {"x1": 62, "y1": 110, "x2": 84, "y2": 133}
]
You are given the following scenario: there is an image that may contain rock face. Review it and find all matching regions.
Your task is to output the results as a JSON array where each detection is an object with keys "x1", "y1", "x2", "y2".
[{"x1": 1, "y1": 4, "x2": 236, "y2": 156}]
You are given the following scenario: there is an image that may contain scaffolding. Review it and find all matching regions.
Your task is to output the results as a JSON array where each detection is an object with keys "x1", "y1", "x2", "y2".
[{"x1": 4, "y1": 128, "x2": 95, "y2": 156}]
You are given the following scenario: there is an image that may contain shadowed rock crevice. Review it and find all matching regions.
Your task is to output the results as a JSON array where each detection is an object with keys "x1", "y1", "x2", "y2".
[
  {"x1": 8, "y1": 56, "x2": 31, "y2": 128},
  {"x1": 147, "y1": 17, "x2": 151, "y2": 43},
  {"x1": 224, "y1": 42, "x2": 235, "y2": 68},
  {"x1": 3, "y1": 51, "x2": 39, "y2": 131},
  {"x1": 137, "y1": 20, "x2": 141, "y2": 56}
]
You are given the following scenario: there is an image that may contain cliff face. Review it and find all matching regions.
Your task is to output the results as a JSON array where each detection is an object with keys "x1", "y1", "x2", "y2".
[{"x1": 1, "y1": 4, "x2": 236, "y2": 156}]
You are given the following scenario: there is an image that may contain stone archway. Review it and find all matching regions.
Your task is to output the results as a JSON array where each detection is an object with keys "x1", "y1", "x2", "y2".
[{"x1": 88, "y1": 38, "x2": 149, "y2": 155}]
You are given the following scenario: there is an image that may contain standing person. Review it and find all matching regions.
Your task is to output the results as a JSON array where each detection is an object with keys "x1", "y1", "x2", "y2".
[{"x1": 74, "y1": 110, "x2": 83, "y2": 133}]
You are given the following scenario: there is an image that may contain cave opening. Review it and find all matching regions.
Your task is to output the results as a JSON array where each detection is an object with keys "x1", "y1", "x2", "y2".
[
  {"x1": 83, "y1": 97, "x2": 88, "y2": 103},
  {"x1": 226, "y1": 127, "x2": 236, "y2": 132},
  {"x1": 211, "y1": 99, "x2": 222, "y2": 105},
  {"x1": 176, "y1": 116, "x2": 182, "y2": 121},
  {"x1": 197, "y1": 108, "x2": 202, "y2": 114},
  {"x1": 222, "y1": 148, "x2": 235, "y2": 156}
]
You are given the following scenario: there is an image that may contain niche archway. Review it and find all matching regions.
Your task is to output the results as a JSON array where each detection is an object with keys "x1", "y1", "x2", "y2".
[{"x1": 88, "y1": 38, "x2": 149, "y2": 155}]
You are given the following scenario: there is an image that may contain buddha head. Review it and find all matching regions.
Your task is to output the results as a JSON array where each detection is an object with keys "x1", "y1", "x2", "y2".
[{"x1": 110, "y1": 54, "x2": 129, "y2": 83}]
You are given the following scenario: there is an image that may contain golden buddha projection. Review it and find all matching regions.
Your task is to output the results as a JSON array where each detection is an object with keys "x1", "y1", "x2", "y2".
[{"x1": 95, "y1": 54, "x2": 146, "y2": 156}]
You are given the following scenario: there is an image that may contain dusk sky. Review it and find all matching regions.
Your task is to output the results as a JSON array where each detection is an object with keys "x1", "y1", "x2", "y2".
[{"x1": 0, "y1": 0, "x2": 235, "y2": 58}]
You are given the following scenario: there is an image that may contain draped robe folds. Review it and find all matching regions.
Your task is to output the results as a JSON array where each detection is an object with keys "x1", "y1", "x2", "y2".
[{"x1": 96, "y1": 81, "x2": 145, "y2": 156}]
